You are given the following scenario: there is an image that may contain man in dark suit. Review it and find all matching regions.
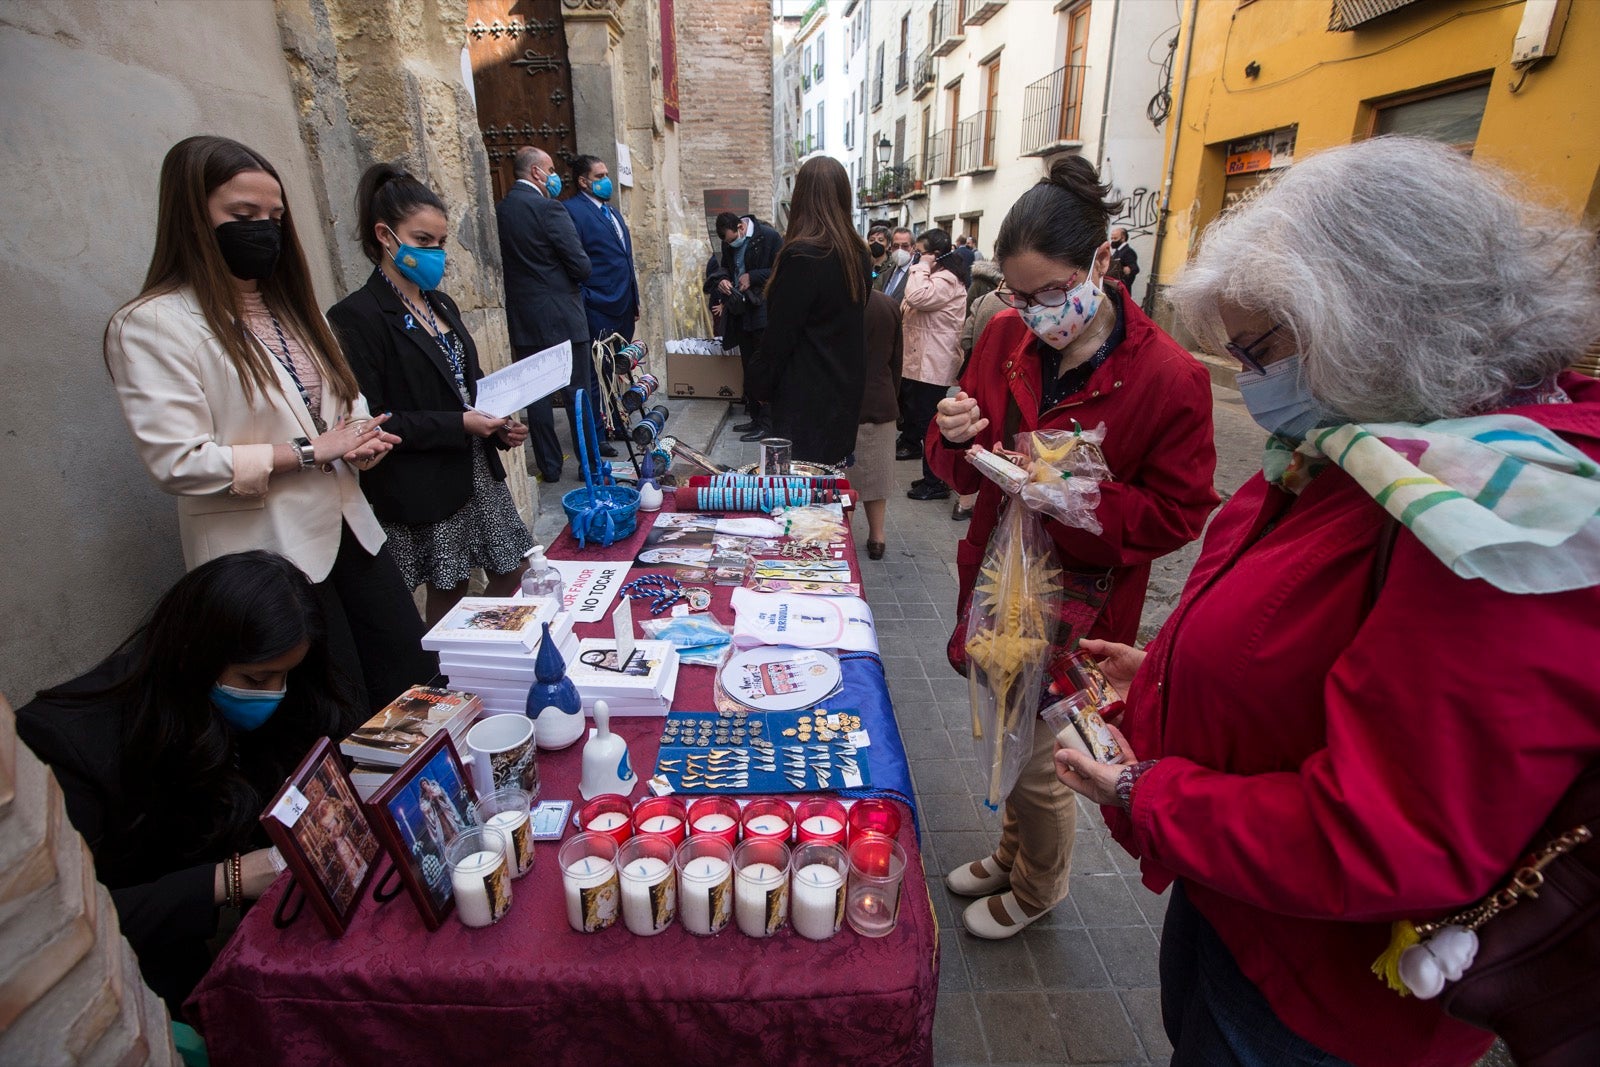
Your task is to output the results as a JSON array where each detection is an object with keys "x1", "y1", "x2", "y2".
[
  {"x1": 713, "y1": 211, "x2": 783, "y2": 441},
  {"x1": 496, "y1": 146, "x2": 595, "y2": 480},
  {"x1": 566, "y1": 154, "x2": 639, "y2": 453},
  {"x1": 874, "y1": 227, "x2": 915, "y2": 306},
  {"x1": 1109, "y1": 226, "x2": 1140, "y2": 297}
]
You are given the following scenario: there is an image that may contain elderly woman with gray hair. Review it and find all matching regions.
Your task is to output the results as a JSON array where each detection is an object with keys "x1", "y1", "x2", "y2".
[{"x1": 1054, "y1": 137, "x2": 1600, "y2": 1067}]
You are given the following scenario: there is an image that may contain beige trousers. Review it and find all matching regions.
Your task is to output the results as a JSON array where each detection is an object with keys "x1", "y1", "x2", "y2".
[{"x1": 991, "y1": 720, "x2": 1078, "y2": 912}]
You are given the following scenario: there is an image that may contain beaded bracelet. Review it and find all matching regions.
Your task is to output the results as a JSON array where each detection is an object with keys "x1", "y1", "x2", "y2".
[{"x1": 620, "y1": 573, "x2": 685, "y2": 615}]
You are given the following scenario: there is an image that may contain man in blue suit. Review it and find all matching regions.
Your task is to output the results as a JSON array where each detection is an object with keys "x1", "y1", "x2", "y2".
[
  {"x1": 565, "y1": 155, "x2": 639, "y2": 453},
  {"x1": 496, "y1": 146, "x2": 594, "y2": 481}
]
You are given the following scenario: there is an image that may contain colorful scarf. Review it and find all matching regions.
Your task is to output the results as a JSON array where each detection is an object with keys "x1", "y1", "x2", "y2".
[{"x1": 1263, "y1": 414, "x2": 1600, "y2": 594}]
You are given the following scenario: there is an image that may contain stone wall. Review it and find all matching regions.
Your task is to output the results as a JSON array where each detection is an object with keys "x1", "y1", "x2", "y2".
[{"x1": 677, "y1": 0, "x2": 776, "y2": 230}]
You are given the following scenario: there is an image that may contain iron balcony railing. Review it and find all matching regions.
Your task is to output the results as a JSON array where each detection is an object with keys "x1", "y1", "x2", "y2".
[
  {"x1": 925, "y1": 130, "x2": 953, "y2": 180},
  {"x1": 1021, "y1": 64, "x2": 1089, "y2": 155},
  {"x1": 955, "y1": 110, "x2": 999, "y2": 173},
  {"x1": 931, "y1": 0, "x2": 965, "y2": 57},
  {"x1": 863, "y1": 160, "x2": 918, "y2": 203},
  {"x1": 895, "y1": 49, "x2": 909, "y2": 91},
  {"x1": 912, "y1": 48, "x2": 935, "y2": 98}
]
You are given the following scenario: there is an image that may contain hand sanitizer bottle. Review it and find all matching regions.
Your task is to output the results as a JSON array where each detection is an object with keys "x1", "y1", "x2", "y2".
[{"x1": 520, "y1": 544, "x2": 563, "y2": 601}]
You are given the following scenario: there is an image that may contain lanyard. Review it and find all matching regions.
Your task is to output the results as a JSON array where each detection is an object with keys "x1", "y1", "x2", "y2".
[
  {"x1": 255, "y1": 309, "x2": 326, "y2": 433},
  {"x1": 381, "y1": 273, "x2": 467, "y2": 395}
]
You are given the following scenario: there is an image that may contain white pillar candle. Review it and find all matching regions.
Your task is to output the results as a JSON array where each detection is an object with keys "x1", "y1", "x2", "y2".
[
  {"x1": 451, "y1": 850, "x2": 510, "y2": 928},
  {"x1": 745, "y1": 815, "x2": 789, "y2": 837},
  {"x1": 791, "y1": 862, "x2": 845, "y2": 941},
  {"x1": 619, "y1": 856, "x2": 675, "y2": 936},
  {"x1": 734, "y1": 862, "x2": 789, "y2": 938},
  {"x1": 638, "y1": 814, "x2": 682, "y2": 836},
  {"x1": 692, "y1": 813, "x2": 737, "y2": 835},
  {"x1": 563, "y1": 855, "x2": 621, "y2": 932},
  {"x1": 801, "y1": 815, "x2": 843, "y2": 838},
  {"x1": 586, "y1": 811, "x2": 630, "y2": 833},
  {"x1": 485, "y1": 809, "x2": 534, "y2": 878},
  {"x1": 677, "y1": 856, "x2": 733, "y2": 936}
]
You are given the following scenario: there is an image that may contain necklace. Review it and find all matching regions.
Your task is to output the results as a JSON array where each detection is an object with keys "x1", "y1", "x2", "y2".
[
  {"x1": 257, "y1": 308, "x2": 327, "y2": 433},
  {"x1": 380, "y1": 271, "x2": 467, "y2": 393}
]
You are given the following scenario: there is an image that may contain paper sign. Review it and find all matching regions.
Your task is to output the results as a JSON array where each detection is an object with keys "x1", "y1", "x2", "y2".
[
  {"x1": 271, "y1": 784, "x2": 310, "y2": 828},
  {"x1": 615, "y1": 143, "x2": 635, "y2": 188},
  {"x1": 847, "y1": 730, "x2": 871, "y2": 749},
  {"x1": 549, "y1": 560, "x2": 626, "y2": 622},
  {"x1": 612, "y1": 599, "x2": 635, "y2": 663},
  {"x1": 472, "y1": 340, "x2": 570, "y2": 419}
]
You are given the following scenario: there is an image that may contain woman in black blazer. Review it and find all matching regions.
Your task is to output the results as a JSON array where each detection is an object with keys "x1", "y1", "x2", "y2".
[
  {"x1": 328, "y1": 164, "x2": 531, "y2": 623},
  {"x1": 16, "y1": 552, "x2": 362, "y2": 1011},
  {"x1": 760, "y1": 156, "x2": 872, "y2": 466}
]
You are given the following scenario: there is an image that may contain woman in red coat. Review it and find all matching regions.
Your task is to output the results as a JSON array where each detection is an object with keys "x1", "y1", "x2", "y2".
[
  {"x1": 927, "y1": 156, "x2": 1218, "y2": 939},
  {"x1": 1055, "y1": 137, "x2": 1600, "y2": 1066}
]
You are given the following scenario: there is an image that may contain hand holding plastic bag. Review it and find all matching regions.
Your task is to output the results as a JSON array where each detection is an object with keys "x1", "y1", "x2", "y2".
[{"x1": 1017, "y1": 423, "x2": 1111, "y2": 535}]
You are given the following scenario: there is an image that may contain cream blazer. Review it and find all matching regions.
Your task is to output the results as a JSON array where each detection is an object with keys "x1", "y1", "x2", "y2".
[{"x1": 105, "y1": 287, "x2": 385, "y2": 582}]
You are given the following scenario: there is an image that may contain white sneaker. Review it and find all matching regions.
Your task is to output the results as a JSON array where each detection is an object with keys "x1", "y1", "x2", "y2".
[
  {"x1": 944, "y1": 855, "x2": 1011, "y2": 897},
  {"x1": 962, "y1": 891, "x2": 1047, "y2": 940}
]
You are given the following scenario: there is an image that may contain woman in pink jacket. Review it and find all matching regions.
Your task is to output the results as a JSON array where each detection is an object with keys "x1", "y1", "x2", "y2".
[{"x1": 900, "y1": 228, "x2": 970, "y2": 501}]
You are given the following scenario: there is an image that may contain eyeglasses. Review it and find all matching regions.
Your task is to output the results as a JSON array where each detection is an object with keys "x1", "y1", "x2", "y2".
[
  {"x1": 1224, "y1": 323, "x2": 1283, "y2": 375},
  {"x1": 994, "y1": 270, "x2": 1089, "y2": 310}
]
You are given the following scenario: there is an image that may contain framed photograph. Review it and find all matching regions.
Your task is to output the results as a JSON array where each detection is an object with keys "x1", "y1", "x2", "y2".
[
  {"x1": 365, "y1": 731, "x2": 479, "y2": 930},
  {"x1": 259, "y1": 737, "x2": 382, "y2": 937}
]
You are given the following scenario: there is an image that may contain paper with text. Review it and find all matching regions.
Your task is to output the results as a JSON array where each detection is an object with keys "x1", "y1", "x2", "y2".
[{"x1": 473, "y1": 340, "x2": 570, "y2": 419}]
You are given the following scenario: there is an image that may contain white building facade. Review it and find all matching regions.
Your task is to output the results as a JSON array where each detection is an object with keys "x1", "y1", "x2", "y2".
[
  {"x1": 773, "y1": 1, "x2": 874, "y2": 228},
  {"x1": 855, "y1": 0, "x2": 1176, "y2": 304}
]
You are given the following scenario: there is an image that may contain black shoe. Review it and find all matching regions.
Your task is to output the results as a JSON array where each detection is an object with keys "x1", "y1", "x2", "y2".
[
  {"x1": 907, "y1": 481, "x2": 951, "y2": 501},
  {"x1": 951, "y1": 501, "x2": 974, "y2": 521},
  {"x1": 738, "y1": 426, "x2": 769, "y2": 442},
  {"x1": 599, "y1": 442, "x2": 618, "y2": 458},
  {"x1": 732, "y1": 419, "x2": 758, "y2": 433},
  {"x1": 541, "y1": 470, "x2": 561, "y2": 484},
  {"x1": 867, "y1": 540, "x2": 886, "y2": 560},
  {"x1": 896, "y1": 443, "x2": 920, "y2": 461}
]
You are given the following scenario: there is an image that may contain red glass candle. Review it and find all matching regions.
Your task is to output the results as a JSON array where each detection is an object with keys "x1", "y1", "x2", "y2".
[
  {"x1": 793, "y1": 797, "x2": 848, "y2": 846},
  {"x1": 686, "y1": 797, "x2": 741, "y2": 847},
  {"x1": 740, "y1": 798, "x2": 795, "y2": 843},
  {"x1": 577, "y1": 794, "x2": 634, "y2": 846},
  {"x1": 847, "y1": 798, "x2": 902, "y2": 844},
  {"x1": 631, "y1": 795, "x2": 688, "y2": 847}
]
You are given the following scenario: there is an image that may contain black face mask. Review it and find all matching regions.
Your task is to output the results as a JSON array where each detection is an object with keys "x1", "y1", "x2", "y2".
[
  {"x1": 214, "y1": 219, "x2": 282, "y2": 281},
  {"x1": 869, "y1": 241, "x2": 885, "y2": 258}
]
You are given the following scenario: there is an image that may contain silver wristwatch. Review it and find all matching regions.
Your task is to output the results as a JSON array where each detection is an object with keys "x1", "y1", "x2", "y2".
[{"x1": 291, "y1": 436, "x2": 317, "y2": 471}]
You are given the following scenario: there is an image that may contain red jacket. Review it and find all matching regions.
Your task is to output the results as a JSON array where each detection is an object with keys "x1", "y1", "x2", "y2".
[
  {"x1": 926, "y1": 285, "x2": 1219, "y2": 644},
  {"x1": 1108, "y1": 373, "x2": 1600, "y2": 1066}
]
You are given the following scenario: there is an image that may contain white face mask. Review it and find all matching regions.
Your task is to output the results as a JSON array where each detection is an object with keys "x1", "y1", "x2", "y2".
[
  {"x1": 1018, "y1": 265, "x2": 1104, "y2": 349},
  {"x1": 891, "y1": 248, "x2": 912, "y2": 268},
  {"x1": 1235, "y1": 354, "x2": 1326, "y2": 441}
]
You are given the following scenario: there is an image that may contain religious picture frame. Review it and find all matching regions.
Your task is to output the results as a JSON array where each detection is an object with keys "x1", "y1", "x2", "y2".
[
  {"x1": 259, "y1": 737, "x2": 383, "y2": 937},
  {"x1": 365, "y1": 731, "x2": 480, "y2": 930}
]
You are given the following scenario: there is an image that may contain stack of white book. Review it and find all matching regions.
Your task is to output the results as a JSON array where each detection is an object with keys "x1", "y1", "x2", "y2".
[
  {"x1": 568, "y1": 638, "x2": 680, "y2": 717},
  {"x1": 422, "y1": 596, "x2": 579, "y2": 717}
]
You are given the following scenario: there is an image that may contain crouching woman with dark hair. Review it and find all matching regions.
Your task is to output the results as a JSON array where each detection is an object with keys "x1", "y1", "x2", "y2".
[{"x1": 16, "y1": 551, "x2": 365, "y2": 1009}]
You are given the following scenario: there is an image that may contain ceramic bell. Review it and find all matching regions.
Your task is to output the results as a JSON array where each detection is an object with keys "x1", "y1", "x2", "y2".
[
  {"x1": 580, "y1": 700, "x2": 637, "y2": 799},
  {"x1": 526, "y1": 621, "x2": 584, "y2": 750}
]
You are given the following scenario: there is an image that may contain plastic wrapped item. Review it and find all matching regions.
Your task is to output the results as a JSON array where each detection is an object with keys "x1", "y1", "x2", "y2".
[
  {"x1": 965, "y1": 444, "x2": 1031, "y2": 494},
  {"x1": 640, "y1": 614, "x2": 733, "y2": 667},
  {"x1": 963, "y1": 494, "x2": 1062, "y2": 809},
  {"x1": 776, "y1": 503, "x2": 848, "y2": 544},
  {"x1": 1016, "y1": 423, "x2": 1112, "y2": 535},
  {"x1": 1041, "y1": 691, "x2": 1123, "y2": 764}
]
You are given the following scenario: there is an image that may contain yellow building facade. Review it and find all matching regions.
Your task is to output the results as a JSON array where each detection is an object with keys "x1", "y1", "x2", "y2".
[{"x1": 1148, "y1": 0, "x2": 1600, "y2": 328}]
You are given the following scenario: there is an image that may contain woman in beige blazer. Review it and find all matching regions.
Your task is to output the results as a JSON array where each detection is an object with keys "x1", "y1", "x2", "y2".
[{"x1": 105, "y1": 135, "x2": 438, "y2": 710}]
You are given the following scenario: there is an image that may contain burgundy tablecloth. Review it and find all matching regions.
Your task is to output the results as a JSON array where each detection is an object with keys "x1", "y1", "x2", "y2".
[{"x1": 187, "y1": 504, "x2": 938, "y2": 1067}]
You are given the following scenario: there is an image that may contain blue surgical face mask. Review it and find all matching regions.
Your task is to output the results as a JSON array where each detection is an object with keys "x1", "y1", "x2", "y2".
[
  {"x1": 212, "y1": 682, "x2": 287, "y2": 732},
  {"x1": 729, "y1": 234, "x2": 748, "y2": 249},
  {"x1": 383, "y1": 226, "x2": 446, "y2": 290},
  {"x1": 544, "y1": 171, "x2": 562, "y2": 198},
  {"x1": 591, "y1": 176, "x2": 614, "y2": 201},
  {"x1": 1236, "y1": 354, "x2": 1326, "y2": 441}
]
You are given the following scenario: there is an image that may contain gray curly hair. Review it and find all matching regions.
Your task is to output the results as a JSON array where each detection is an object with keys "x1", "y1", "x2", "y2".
[{"x1": 1170, "y1": 137, "x2": 1600, "y2": 423}]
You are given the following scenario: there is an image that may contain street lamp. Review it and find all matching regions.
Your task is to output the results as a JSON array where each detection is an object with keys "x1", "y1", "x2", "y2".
[{"x1": 876, "y1": 135, "x2": 893, "y2": 169}]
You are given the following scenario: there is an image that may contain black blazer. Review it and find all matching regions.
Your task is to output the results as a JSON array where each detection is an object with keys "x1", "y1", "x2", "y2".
[
  {"x1": 16, "y1": 654, "x2": 247, "y2": 1009},
  {"x1": 328, "y1": 271, "x2": 507, "y2": 527},
  {"x1": 496, "y1": 181, "x2": 591, "y2": 356},
  {"x1": 761, "y1": 244, "x2": 872, "y2": 465}
]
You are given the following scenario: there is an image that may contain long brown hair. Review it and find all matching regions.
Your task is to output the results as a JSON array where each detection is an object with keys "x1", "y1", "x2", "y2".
[
  {"x1": 767, "y1": 156, "x2": 869, "y2": 304},
  {"x1": 110, "y1": 136, "x2": 360, "y2": 407}
]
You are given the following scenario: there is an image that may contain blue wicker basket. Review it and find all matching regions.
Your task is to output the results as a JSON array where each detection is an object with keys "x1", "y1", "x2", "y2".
[{"x1": 561, "y1": 388, "x2": 639, "y2": 548}]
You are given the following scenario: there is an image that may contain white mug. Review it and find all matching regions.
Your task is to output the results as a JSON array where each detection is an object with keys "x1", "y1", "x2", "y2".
[{"x1": 461, "y1": 714, "x2": 539, "y2": 800}]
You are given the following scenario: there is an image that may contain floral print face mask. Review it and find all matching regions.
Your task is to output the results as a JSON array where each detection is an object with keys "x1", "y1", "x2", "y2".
[{"x1": 1019, "y1": 265, "x2": 1103, "y2": 349}]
